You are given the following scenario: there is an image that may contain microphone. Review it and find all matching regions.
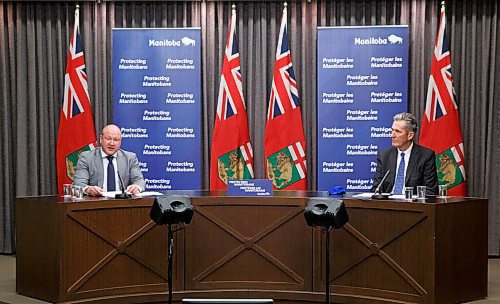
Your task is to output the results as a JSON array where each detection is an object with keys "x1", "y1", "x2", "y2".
[
  {"x1": 115, "y1": 172, "x2": 132, "y2": 199},
  {"x1": 372, "y1": 170, "x2": 391, "y2": 199}
]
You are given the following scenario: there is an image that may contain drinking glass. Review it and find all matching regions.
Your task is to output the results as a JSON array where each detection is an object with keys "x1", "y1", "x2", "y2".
[
  {"x1": 63, "y1": 184, "x2": 72, "y2": 198},
  {"x1": 438, "y1": 184, "x2": 448, "y2": 198},
  {"x1": 72, "y1": 185, "x2": 84, "y2": 199},
  {"x1": 417, "y1": 186, "x2": 426, "y2": 200},
  {"x1": 404, "y1": 187, "x2": 414, "y2": 201}
]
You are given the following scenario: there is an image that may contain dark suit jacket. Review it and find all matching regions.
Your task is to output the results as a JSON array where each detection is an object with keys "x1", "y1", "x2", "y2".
[
  {"x1": 73, "y1": 148, "x2": 146, "y2": 190},
  {"x1": 371, "y1": 143, "x2": 438, "y2": 195}
]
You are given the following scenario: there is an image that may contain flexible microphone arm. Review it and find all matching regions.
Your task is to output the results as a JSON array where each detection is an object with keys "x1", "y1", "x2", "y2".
[
  {"x1": 115, "y1": 172, "x2": 132, "y2": 199},
  {"x1": 372, "y1": 170, "x2": 391, "y2": 199},
  {"x1": 373, "y1": 170, "x2": 391, "y2": 194}
]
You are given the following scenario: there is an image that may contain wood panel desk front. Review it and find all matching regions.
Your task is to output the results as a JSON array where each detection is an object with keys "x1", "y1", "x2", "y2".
[{"x1": 16, "y1": 192, "x2": 487, "y2": 303}]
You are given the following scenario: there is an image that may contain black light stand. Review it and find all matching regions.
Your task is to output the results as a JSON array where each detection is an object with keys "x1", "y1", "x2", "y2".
[
  {"x1": 150, "y1": 195, "x2": 194, "y2": 304},
  {"x1": 304, "y1": 198, "x2": 349, "y2": 304}
]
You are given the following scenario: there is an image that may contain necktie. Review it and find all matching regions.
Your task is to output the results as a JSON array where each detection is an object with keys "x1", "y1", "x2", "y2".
[
  {"x1": 393, "y1": 152, "x2": 405, "y2": 194},
  {"x1": 106, "y1": 156, "x2": 116, "y2": 191}
]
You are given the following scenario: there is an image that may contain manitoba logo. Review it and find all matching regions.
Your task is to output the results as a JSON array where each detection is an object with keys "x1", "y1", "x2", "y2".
[
  {"x1": 354, "y1": 34, "x2": 403, "y2": 45},
  {"x1": 217, "y1": 147, "x2": 253, "y2": 185},
  {"x1": 436, "y1": 148, "x2": 465, "y2": 188},
  {"x1": 65, "y1": 144, "x2": 96, "y2": 181},
  {"x1": 266, "y1": 142, "x2": 306, "y2": 189}
]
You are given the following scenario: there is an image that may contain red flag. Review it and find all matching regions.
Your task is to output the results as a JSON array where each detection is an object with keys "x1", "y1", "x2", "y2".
[
  {"x1": 419, "y1": 4, "x2": 466, "y2": 196},
  {"x1": 264, "y1": 4, "x2": 307, "y2": 190},
  {"x1": 56, "y1": 7, "x2": 97, "y2": 194},
  {"x1": 210, "y1": 7, "x2": 254, "y2": 190}
]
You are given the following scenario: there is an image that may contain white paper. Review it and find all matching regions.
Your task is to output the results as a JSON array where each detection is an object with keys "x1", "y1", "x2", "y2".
[
  {"x1": 101, "y1": 191, "x2": 123, "y2": 198},
  {"x1": 135, "y1": 191, "x2": 164, "y2": 197},
  {"x1": 352, "y1": 192, "x2": 374, "y2": 199},
  {"x1": 388, "y1": 194, "x2": 405, "y2": 199},
  {"x1": 352, "y1": 193, "x2": 414, "y2": 200}
]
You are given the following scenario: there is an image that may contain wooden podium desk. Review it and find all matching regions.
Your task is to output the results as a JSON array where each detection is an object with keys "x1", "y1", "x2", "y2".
[{"x1": 16, "y1": 192, "x2": 487, "y2": 304}]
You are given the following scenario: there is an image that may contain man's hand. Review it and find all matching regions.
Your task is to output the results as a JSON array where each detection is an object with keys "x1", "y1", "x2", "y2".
[
  {"x1": 85, "y1": 186, "x2": 103, "y2": 197},
  {"x1": 126, "y1": 184, "x2": 141, "y2": 195}
]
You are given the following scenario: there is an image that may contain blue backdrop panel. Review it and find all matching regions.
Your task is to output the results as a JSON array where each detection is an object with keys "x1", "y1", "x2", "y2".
[
  {"x1": 317, "y1": 26, "x2": 409, "y2": 191},
  {"x1": 113, "y1": 28, "x2": 201, "y2": 191}
]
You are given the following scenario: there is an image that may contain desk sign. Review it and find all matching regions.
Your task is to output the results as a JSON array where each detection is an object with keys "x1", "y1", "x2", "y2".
[{"x1": 227, "y1": 180, "x2": 273, "y2": 197}]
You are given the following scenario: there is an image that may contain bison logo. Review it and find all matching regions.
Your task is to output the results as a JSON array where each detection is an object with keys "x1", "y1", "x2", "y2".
[
  {"x1": 387, "y1": 34, "x2": 403, "y2": 44},
  {"x1": 181, "y1": 37, "x2": 196, "y2": 47}
]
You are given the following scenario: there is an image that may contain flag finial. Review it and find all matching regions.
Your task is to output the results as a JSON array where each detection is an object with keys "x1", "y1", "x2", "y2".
[
  {"x1": 441, "y1": 1, "x2": 445, "y2": 11},
  {"x1": 76, "y1": 3, "x2": 79, "y2": 9},
  {"x1": 232, "y1": 3, "x2": 236, "y2": 10},
  {"x1": 284, "y1": 2, "x2": 288, "y2": 8}
]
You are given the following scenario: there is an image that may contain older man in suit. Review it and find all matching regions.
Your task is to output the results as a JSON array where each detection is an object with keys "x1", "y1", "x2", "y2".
[
  {"x1": 371, "y1": 112, "x2": 438, "y2": 195},
  {"x1": 73, "y1": 124, "x2": 145, "y2": 197}
]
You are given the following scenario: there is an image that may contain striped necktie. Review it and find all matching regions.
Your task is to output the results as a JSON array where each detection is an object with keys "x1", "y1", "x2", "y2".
[{"x1": 393, "y1": 152, "x2": 405, "y2": 194}]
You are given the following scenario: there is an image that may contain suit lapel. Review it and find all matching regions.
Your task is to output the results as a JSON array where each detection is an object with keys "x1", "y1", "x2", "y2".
[
  {"x1": 387, "y1": 148, "x2": 398, "y2": 190},
  {"x1": 116, "y1": 150, "x2": 128, "y2": 183},
  {"x1": 406, "y1": 145, "x2": 419, "y2": 183},
  {"x1": 95, "y1": 148, "x2": 104, "y2": 187}
]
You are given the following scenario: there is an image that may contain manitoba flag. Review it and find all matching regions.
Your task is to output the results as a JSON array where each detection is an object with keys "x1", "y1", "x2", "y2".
[
  {"x1": 419, "y1": 3, "x2": 466, "y2": 196},
  {"x1": 210, "y1": 7, "x2": 254, "y2": 190},
  {"x1": 56, "y1": 7, "x2": 97, "y2": 194},
  {"x1": 264, "y1": 4, "x2": 307, "y2": 190}
]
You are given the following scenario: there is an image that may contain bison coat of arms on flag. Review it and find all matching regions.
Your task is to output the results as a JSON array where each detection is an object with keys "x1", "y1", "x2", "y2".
[
  {"x1": 217, "y1": 148, "x2": 253, "y2": 185},
  {"x1": 266, "y1": 146, "x2": 305, "y2": 190},
  {"x1": 436, "y1": 149, "x2": 465, "y2": 188},
  {"x1": 65, "y1": 145, "x2": 95, "y2": 181}
]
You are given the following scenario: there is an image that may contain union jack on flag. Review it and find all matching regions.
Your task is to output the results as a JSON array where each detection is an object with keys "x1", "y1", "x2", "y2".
[
  {"x1": 424, "y1": 6, "x2": 458, "y2": 122},
  {"x1": 420, "y1": 3, "x2": 467, "y2": 196},
  {"x1": 216, "y1": 10, "x2": 244, "y2": 121},
  {"x1": 267, "y1": 9, "x2": 300, "y2": 120},
  {"x1": 62, "y1": 8, "x2": 90, "y2": 120}
]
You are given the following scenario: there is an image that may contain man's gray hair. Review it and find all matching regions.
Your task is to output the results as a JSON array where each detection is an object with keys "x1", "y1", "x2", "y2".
[{"x1": 393, "y1": 112, "x2": 418, "y2": 133}]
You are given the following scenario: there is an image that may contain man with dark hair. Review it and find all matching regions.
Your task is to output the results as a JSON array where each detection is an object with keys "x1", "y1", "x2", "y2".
[
  {"x1": 371, "y1": 112, "x2": 438, "y2": 195},
  {"x1": 73, "y1": 124, "x2": 145, "y2": 196}
]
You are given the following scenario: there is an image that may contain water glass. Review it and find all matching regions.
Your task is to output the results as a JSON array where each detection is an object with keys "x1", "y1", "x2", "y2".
[
  {"x1": 417, "y1": 186, "x2": 427, "y2": 200},
  {"x1": 438, "y1": 184, "x2": 448, "y2": 198},
  {"x1": 63, "y1": 184, "x2": 72, "y2": 197},
  {"x1": 404, "y1": 187, "x2": 414, "y2": 201},
  {"x1": 71, "y1": 185, "x2": 84, "y2": 199}
]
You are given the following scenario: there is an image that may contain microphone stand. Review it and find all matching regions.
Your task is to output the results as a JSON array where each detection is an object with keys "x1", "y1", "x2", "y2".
[
  {"x1": 115, "y1": 172, "x2": 132, "y2": 199},
  {"x1": 166, "y1": 223, "x2": 186, "y2": 304},
  {"x1": 167, "y1": 225, "x2": 173, "y2": 304},
  {"x1": 325, "y1": 226, "x2": 332, "y2": 304},
  {"x1": 371, "y1": 170, "x2": 391, "y2": 199}
]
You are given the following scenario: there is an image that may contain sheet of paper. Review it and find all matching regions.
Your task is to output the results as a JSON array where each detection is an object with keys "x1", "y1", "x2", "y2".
[
  {"x1": 101, "y1": 191, "x2": 122, "y2": 198},
  {"x1": 352, "y1": 192, "x2": 374, "y2": 199},
  {"x1": 389, "y1": 194, "x2": 405, "y2": 199},
  {"x1": 135, "y1": 191, "x2": 164, "y2": 197}
]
